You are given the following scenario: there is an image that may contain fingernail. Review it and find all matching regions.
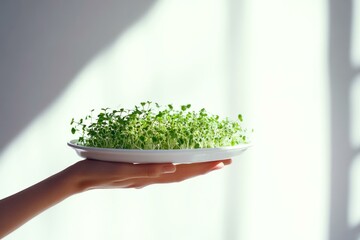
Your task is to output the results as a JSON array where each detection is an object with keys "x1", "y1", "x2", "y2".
[
  {"x1": 212, "y1": 162, "x2": 225, "y2": 170},
  {"x1": 162, "y1": 165, "x2": 176, "y2": 173}
]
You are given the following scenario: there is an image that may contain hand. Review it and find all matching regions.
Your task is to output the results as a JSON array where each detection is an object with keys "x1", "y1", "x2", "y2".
[
  {"x1": 0, "y1": 158, "x2": 231, "y2": 238},
  {"x1": 69, "y1": 159, "x2": 232, "y2": 191}
]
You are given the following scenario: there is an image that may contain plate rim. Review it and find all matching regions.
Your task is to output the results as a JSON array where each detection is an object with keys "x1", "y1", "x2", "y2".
[{"x1": 67, "y1": 139, "x2": 252, "y2": 153}]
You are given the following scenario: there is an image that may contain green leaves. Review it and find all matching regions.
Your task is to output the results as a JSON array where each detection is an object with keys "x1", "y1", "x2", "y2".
[{"x1": 70, "y1": 102, "x2": 250, "y2": 150}]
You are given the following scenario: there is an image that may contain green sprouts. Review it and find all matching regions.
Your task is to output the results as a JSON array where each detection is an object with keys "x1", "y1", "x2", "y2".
[{"x1": 70, "y1": 101, "x2": 250, "y2": 150}]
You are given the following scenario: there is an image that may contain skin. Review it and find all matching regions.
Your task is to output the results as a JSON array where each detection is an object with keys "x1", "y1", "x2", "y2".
[{"x1": 0, "y1": 159, "x2": 231, "y2": 238}]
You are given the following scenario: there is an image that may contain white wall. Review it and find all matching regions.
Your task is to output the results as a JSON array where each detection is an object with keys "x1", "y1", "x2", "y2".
[{"x1": 1, "y1": 0, "x2": 356, "y2": 239}]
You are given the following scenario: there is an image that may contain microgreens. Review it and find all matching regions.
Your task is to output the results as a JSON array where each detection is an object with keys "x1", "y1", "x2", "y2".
[{"x1": 70, "y1": 101, "x2": 250, "y2": 150}]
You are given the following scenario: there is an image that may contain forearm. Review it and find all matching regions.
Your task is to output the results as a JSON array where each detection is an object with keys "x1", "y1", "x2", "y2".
[{"x1": 0, "y1": 165, "x2": 80, "y2": 238}]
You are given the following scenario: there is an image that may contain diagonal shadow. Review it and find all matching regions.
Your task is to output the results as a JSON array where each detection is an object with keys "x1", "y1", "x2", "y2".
[
  {"x1": 0, "y1": 0, "x2": 156, "y2": 153},
  {"x1": 328, "y1": 0, "x2": 360, "y2": 239}
]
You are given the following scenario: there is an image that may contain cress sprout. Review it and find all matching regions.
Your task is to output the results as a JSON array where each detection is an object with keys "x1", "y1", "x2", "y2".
[{"x1": 70, "y1": 101, "x2": 251, "y2": 150}]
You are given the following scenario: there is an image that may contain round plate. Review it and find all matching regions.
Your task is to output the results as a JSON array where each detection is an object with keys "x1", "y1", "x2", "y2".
[{"x1": 67, "y1": 140, "x2": 251, "y2": 164}]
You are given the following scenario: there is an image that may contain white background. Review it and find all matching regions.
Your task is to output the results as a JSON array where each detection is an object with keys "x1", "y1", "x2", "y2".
[{"x1": 0, "y1": 0, "x2": 357, "y2": 239}]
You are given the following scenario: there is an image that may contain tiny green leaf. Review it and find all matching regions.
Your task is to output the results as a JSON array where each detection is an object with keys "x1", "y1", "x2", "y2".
[{"x1": 70, "y1": 102, "x2": 251, "y2": 149}]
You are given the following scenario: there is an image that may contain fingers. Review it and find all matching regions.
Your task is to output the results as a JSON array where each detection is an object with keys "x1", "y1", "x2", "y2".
[
  {"x1": 112, "y1": 162, "x2": 177, "y2": 180},
  {"x1": 136, "y1": 159, "x2": 232, "y2": 186},
  {"x1": 115, "y1": 159, "x2": 231, "y2": 181},
  {"x1": 167, "y1": 159, "x2": 230, "y2": 180}
]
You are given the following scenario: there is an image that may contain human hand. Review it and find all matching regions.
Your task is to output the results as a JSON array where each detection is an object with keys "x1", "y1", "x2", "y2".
[
  {"x1": 0, "y1": 159, "x2": 231, "y2": 238},
  {"x1": 68, "y1": 159, "x2": 232, "y2": 191}
]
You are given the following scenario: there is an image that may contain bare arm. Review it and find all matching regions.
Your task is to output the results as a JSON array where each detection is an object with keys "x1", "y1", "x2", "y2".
[{"x1": 0, "y1": 159, "x2": 230, "y2": 238}]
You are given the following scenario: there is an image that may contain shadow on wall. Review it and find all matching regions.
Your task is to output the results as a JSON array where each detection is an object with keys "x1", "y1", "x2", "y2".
[
  {"x1": 329, "y1": 0, "x2": 360, "y2": 239},
  {"x1": 0, "y1": 0, "x2": 156, "y2": 152}
]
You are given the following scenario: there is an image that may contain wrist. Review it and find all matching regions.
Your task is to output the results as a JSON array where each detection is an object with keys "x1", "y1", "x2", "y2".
[
  {"x1": 60, "y1": 161, "x2": 87, "y2": 195},
  {"x1": 64, "y1": 160, "x2": 98, "y2": 193}
]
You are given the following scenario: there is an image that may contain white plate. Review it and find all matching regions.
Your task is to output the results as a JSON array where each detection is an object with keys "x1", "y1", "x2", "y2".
[{"x1": 68, "y1": 140, "x2": 251, "y2": 164}]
